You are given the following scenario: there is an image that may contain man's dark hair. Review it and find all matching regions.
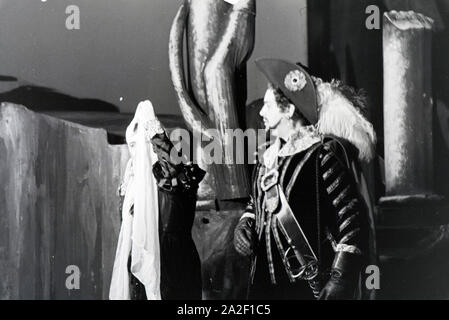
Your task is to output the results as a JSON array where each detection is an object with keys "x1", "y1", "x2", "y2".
[{"x1": 267, "y1": 83, "x2": 310, "y2": 125}]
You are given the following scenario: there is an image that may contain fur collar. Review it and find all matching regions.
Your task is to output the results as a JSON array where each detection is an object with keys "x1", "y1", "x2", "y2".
[{"x1": 314, "y1": 78, "x2": 377, "y2": 162}]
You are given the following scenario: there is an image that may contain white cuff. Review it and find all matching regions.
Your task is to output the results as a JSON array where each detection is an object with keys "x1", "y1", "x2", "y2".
[
  {"x1": 336, "y1": 243, "x2": 362, "y2": 255},
  {"x1": 240, "y1": 212, "x2": 256, "y2": 221}
]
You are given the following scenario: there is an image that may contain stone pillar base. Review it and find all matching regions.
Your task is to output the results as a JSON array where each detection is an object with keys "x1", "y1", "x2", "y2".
[{"x1": 376, "y1": 196, "x2": 449, "y2": 299}]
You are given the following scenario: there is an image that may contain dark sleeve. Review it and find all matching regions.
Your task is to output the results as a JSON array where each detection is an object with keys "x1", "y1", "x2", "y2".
[
  {"x1": 319, "y1": 142, "x2": 365, "y2": 255},
  {"x1": 153, "y1": 161, "x2": 206, "y2": 194},
  {"x1": 150, "y1": 132, "x2": 206, "y2": 193}
]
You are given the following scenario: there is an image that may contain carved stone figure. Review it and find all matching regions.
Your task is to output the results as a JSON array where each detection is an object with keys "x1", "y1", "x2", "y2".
[{"x1": 169, "y1": 0, "x2": 256, "y2": 200}]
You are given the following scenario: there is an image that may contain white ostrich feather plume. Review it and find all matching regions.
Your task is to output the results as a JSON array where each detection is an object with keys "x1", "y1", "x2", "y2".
[{"x1": 314, "y1": 78, "x2": 377, "y2": 162}]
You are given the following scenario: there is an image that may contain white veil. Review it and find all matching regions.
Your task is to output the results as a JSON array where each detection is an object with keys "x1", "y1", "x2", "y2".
[{"x1": 109, "y1": 101, "x2": 161, "y2": 300}]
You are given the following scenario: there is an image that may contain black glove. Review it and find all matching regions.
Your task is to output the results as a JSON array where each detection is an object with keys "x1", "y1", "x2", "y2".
[
  {"x1": 318, "y1": 252, "x2": 361, "y2": 300},
  {"x1": 151, "y1": 133, "x2": 172, "y2": 161},
  {"x1": 234, "y1": 216, "x2": 256, "y2": 257},
  {"x1": 150, "y1": 133, "x2": 178, "y2": 177}
]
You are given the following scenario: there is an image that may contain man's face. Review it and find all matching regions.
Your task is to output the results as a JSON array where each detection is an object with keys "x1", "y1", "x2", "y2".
[{"x1": 259, "y1": 88, "x2": 286, "y2": 133}]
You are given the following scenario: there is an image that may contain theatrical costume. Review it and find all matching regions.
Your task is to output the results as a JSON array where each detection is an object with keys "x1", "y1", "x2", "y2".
[
  {"x1": 110, "y1": 101, "x2": 204, "y2": 300},
  {"x1": 235, "y1": 59, "x2": 377, "y2": 300}
]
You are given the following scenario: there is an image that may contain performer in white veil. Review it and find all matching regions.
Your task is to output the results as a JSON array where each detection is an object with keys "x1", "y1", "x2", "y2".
[
  {"x1": 110, "y1": 100, "x2": 164, "y2": 300},
  {"x1": 110, "y1": 100, "x2": 205, "y2": 300}
]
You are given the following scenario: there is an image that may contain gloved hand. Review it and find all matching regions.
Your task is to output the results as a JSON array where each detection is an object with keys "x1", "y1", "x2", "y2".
[
  {"x1": 234, "y1": 216, "x2": 256, "y2": 257},
  {"x1": 151, "y1": 133, "x2": 178, "y2": 177},
  {"x1": 318, "y1": 252, "x2": 361, "y2": 300},
  {"x1": 151, "y1": 133, "x2": 173, "y2": 162}
]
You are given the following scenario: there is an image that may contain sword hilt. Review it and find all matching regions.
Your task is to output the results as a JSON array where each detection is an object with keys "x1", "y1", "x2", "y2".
[{"x1": 284, "y1": 247, "x2": 319, "y2": 281}]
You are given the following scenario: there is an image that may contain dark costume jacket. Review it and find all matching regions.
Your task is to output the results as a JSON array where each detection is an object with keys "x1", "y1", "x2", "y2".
[
  {"x1": 246, "y1": 129, "x2": 370, "y2": 300},
  {"x1": 120, "y1": 134, "x2": 205, "y2": 300}
]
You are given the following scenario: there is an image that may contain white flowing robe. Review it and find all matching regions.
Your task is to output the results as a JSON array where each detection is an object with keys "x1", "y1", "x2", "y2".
[{"x1": 109, "y1": 105, "x2": 161, "y2": 300}]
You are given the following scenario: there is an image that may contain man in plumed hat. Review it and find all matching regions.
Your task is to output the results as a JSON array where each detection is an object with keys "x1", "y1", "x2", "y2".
[{"x1": 233, "y1": 58, "x2": 377, "y2": 300}]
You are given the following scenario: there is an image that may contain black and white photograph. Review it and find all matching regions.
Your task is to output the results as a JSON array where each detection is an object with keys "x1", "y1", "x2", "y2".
[{"x1": 0, "y1": 0, "x2": 449, "y2": 308}]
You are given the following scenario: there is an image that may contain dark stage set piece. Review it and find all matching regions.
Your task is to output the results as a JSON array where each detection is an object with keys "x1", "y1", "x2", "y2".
[
  {"x1": 308, "y1": 0, "x2": 449, "y2": 299},
  {"x1": 1, "y1": 0, "x2": 449, "y2": 300}
]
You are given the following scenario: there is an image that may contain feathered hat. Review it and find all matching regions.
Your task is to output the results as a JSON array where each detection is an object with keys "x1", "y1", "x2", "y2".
[{"x1": 255, "y1": 58, "x2": 377, "y2": 162}]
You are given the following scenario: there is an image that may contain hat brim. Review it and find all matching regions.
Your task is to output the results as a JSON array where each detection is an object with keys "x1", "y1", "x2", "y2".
[{"x1": 255, "y1": 58, "x2": 318, "y2": 125}]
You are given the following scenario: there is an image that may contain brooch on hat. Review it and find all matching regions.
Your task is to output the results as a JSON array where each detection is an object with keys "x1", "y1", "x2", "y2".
[{"x1": 284, "y1": 70, "x2": 307, "y2": 92}]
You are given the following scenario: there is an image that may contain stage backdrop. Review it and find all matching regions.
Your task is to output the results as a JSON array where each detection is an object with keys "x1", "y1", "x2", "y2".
[
  {"x1": 0, "y1": 0, "x2": 307, "y2": 115},
  {"x1": 0, "y1": 103, "x2": 128, "y2": 299}
]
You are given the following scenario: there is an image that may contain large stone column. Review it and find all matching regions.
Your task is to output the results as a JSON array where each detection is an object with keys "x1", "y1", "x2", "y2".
[
  {"x1": 378, "y1": 11, "x2": 449, "y2": 299},
  {"x1": 382, "y1": 10, "x2": 436, "y2": 202}
]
